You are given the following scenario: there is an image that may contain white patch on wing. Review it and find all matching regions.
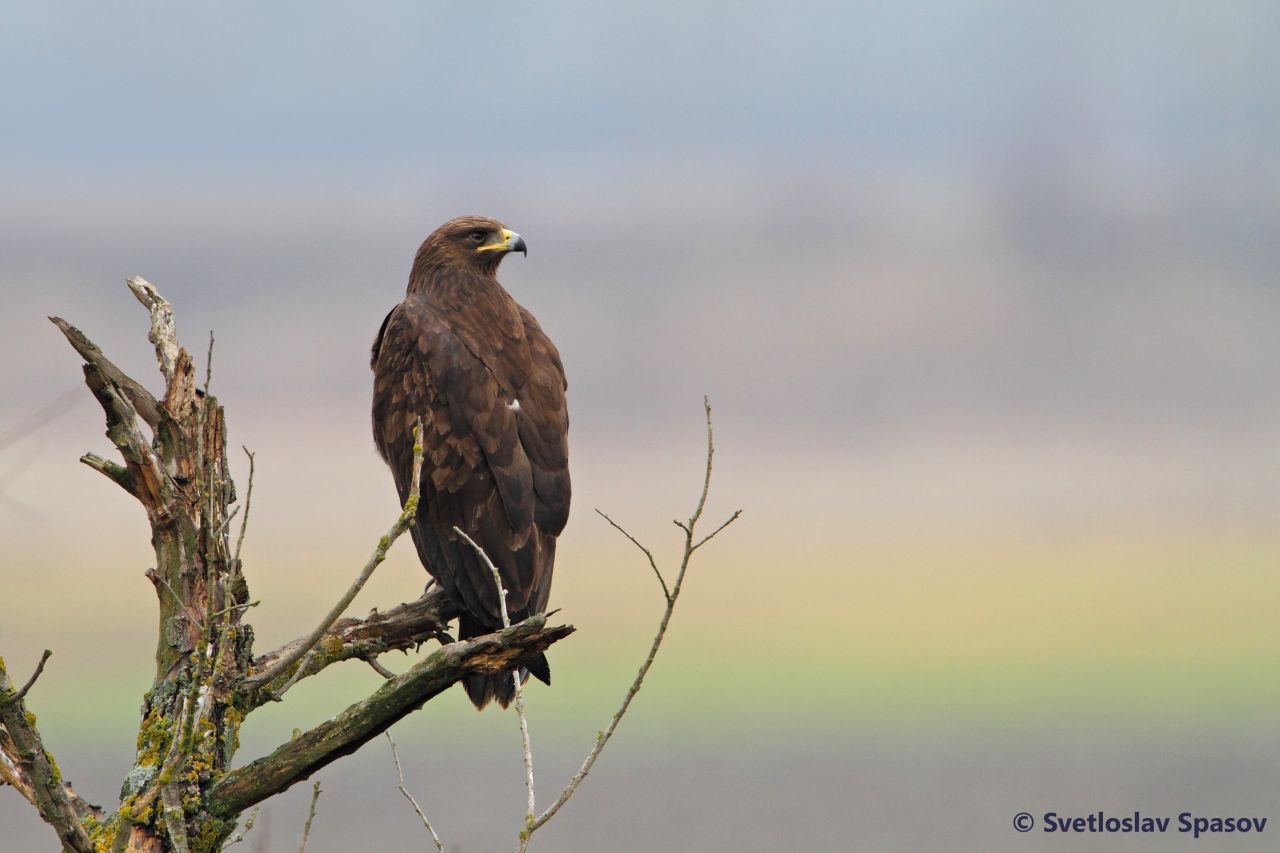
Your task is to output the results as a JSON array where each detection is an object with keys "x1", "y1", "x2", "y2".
[{"x1": 508, "y1": 399, "x2": 521, "y2": 411}]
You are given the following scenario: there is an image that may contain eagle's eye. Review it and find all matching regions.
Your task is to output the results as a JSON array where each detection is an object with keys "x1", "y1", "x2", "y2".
[{"x1": 467, "y1": 230, "x2": 488, "y2": 243}]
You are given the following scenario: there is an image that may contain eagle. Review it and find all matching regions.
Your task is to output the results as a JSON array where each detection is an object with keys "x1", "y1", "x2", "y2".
[{"x1": 370, "y1": 215, "x2": 570, "y2": 709}]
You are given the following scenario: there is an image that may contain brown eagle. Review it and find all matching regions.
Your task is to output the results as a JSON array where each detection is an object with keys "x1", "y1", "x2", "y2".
[{"x1": 371, "y1": 215, "x2": 570, "y2": 709}]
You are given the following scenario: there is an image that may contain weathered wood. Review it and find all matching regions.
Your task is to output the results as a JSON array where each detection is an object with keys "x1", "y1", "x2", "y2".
[
  {"x1": 1, "y1": 279, "x2": 578, "y2": 853},
  {"x1": 0, "y1": 657, "x2": 98, "y2": 853},
  {"x1": 246, "y1": 586, "x2": 462, "y2": 708},
  {"x1": 209, "y1": 617, "x2": 574, "y2": 818}
]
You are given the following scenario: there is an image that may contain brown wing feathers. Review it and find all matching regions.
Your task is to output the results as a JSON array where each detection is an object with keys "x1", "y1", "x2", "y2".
[{"x1": 371, "y1": 216, "x2": 569, "y2": 709}]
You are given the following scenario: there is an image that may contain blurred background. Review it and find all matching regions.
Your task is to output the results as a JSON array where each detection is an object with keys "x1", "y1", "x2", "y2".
[{"x1": 2, "y1": 2, "x2": 1279, "y2": 850}]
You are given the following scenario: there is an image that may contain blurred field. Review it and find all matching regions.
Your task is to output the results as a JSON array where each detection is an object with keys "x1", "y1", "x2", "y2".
[{"x1": 3, "y1": 2, "x2": 1279, "y2": 850}]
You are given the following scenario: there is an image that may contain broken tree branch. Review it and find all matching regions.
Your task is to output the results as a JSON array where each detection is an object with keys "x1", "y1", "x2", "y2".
[
  {"x1": 47, "y1": 316, "x2": 163, "y2": 430},
  {"x1": 127, "y1": 275, "x2": 180, "y2": 383},
  {"x1": 208, "y1": 616, "x2": 574, "y2": 819},
  {"x1": 244, "y1": 586, "x2": 462, "y2": 709},
  {"x1": 34, "y1": 275, "x2": 600, "y2": 852},
  {"x1": 0, "y1": 656, "x2": 97, "y2": 853}
]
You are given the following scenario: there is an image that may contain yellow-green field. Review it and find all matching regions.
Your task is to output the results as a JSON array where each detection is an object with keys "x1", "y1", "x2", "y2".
[{"x1": 8, "y1": 529, "x2": 1276, "y2": 752}]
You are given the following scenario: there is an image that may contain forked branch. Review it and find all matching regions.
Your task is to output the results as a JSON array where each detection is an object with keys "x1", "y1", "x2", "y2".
[
  {"x1": 523, "y1": 396, "x2": 740, "y2": 845},
  {"x1": 396, "y1": 398, "x2": 738, "y2": 852}
]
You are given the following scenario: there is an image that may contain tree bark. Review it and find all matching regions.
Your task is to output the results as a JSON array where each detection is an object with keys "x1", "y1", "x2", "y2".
[{"x1": 0, "y1": 278, "x2": 575, "y2": 853}]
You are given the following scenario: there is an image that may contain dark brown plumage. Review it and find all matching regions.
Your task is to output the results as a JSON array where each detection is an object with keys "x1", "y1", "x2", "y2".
[{"x1": 371, "y1": 215, "x2": 570, "y2": 709}]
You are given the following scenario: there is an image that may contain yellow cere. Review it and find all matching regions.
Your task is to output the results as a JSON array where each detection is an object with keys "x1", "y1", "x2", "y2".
[{"x1": 476, "y1": 228, "x2": 520, "y2": 252}]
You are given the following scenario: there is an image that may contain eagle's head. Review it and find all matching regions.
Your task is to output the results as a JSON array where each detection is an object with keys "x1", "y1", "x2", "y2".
[{"x1": 413, "y1": 215, "x2": 527, "y2": 279}]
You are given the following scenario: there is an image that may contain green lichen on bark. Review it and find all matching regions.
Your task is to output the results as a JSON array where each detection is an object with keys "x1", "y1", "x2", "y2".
[{"x1": 29, "y1": 289, "x2": 578, "y2": 853}]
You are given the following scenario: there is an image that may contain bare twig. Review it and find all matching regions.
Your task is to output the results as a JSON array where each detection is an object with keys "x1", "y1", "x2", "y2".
[
  {"x1": 0, "y1": 649, "x2": 52, "y2": 707},
  {"x1": 365, "y1": 657, "x2": 397, "y2": 679},
  {"x1": 224, "y1": 805, "x2": 261, "y2": 847},
  {"x1": 233, "y1": 446, "x2": 255, "y2": 571},
  {"x1": 594, "y1": 509, "x2": 669, "y2": 601},
  {"x1": 146, "y1": 567, "x2": 204, "y2": 630},
  {"x1": 386, "y1": 732, "x2": 445, "y2": 852},
  {"x1": 525, "y1": 397, "x2": 740, "y2": 842},
  {"x1": 453, "y1": 528, "x2": 511, "y2": 628},
  {"x1": 248, "y1": 421, "x2": 425, "y2": 696},
  {"x1": 204, "y1": 330, "x2": 215, "y2": 396},
  {"x1": 210, "y1": 599, "x2": 260, "y2": 619},
  {"x1": 692, "y1": 510, "x2": 743, "y2": 552},
  {"x1": 297, "y1": 780, "x2": 322, "y2": 853},
  {"x1": 214, "y1": 504, "x2": 242, "y2": 541},
  {"x1": 453, "y1": 527, "x2": 537, "y2": 837},
  {"x1": 688, "y1": 396, "x2": 715, "y2": 528}
]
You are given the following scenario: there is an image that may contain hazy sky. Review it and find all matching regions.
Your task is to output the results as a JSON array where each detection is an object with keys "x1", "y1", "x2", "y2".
[
  {"x1": 3, "y1": 5, "x2": 1279, "y2": 850},
  {"x1": 3, "y1": 1, "x2": 1279, "y2": 532}
]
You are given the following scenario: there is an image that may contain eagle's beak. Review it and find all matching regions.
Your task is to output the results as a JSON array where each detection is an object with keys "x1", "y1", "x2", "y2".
[
  {"x1": 479, "y1": 228, "x2": 527, "y2": 256},
  {"x1": 504, "y1": 229, "x2": 528, "y2": 256}
]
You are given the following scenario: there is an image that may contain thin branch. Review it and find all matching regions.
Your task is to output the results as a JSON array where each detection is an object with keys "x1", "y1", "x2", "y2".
[
  {"x1": 688, "y1": 395, "x2": 715, "y2": 530},
  {"x1": 0, "y1": 649, "x2": 52, "y2": 707},
  {"x1": 214, "y1": 504, "x2": 241, "y2": 541},
  {"x1": 204, "y1": 330, "x2": 215, "y2": 397},
  {"x1": 146, "y1": 567, "x2": 204, "y2": 630},
  {"x1": 364, "y1": 657, "x2": 397, "y2": 680},
  {"x1": 208, "y1": 616, "x2": 574, "y2": 819},
  {"x1": 453, "y1": 527, "x2": 537, "y2": 836},
  {"x1": 526, "y1": 397, "x2": 740, "y2": 840},
  {"x1": 453, "y1": 528, "x2": 510, "y2": 628},
  {"x1": 223, "y1": 805, "x2": 261, "y2": 847},
  {"x1": 297, "y1": 780, "x2": 322, "y2": 853},
  {"x1": 386, "y1": 732, "x2": 445, "y2": 853},
  {"x1": 594, "y1": 509, "x2": 669, "y2": 602},
  {"x1": 209, "y1": 599, "x2": 260, "y2": 619},
  {"x1": 692, "y1": 509, "x2": 743, "y2": 553},
  {"x1": 233, "y1": 446, "x2": 256, "y2": 570},
  {"x1": 248, "y1": 421, "x2": 425, "y2": 696}
]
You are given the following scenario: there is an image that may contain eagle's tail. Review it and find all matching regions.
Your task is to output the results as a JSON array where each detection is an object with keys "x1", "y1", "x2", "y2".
[{"x1": 459, "y1": 613, "x2": 552, "y2": 710}]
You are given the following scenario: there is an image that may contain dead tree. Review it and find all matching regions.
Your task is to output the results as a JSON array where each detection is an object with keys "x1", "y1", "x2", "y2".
[{"x1": 0, "y1": 278, "x2": 572, "y2": 852}]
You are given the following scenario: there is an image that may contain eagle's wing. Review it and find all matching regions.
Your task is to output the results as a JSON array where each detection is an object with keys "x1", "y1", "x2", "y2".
[
  {"x1": 516, "y1": 305, "x2": 570, "y2": 535},
  {"x1": 372, "y1": 295, "x2": 567, "y2": 624}
]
